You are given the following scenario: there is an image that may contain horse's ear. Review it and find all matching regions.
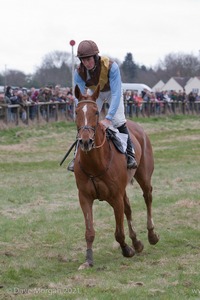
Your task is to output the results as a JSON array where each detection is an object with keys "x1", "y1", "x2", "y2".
[
  {"x1": 75, "y1": 85, "x2": 82, "y2": 101},
  {"x1": 92, "y1": 84, "x2": 100, "y2": 101}
]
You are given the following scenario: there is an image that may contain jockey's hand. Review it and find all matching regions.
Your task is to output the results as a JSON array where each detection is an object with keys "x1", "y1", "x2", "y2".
[{"x1": 101, "y1": 119, "x2": 112, "y2": 128}]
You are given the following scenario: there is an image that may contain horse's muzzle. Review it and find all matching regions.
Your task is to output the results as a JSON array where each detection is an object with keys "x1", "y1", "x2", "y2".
[{"x1": 78, "y1": 138, "x2": 94, "y2": 152}]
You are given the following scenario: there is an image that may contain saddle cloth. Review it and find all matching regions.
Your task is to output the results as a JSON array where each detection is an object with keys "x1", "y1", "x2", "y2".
[{"x1": 106, "y1": 126, "x2": 128, "y2": 154}]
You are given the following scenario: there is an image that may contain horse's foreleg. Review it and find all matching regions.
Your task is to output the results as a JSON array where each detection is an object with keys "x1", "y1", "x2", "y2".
[
  {"x1": 123, "y1": 193, "x2": 144, "y2": 253},
  {"x1": 143, "y1": 186, "x2": 159, "y2": 245},
  {"x1": 78, "y1": 196, "x2": 95, "y2": 270},
  {"x1": 112, "y1": 198, "x2": 135, "y2": 258}
]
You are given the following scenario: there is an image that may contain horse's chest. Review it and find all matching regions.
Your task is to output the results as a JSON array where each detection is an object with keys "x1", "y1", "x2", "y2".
[{"x1": 88, "y1": 178, "x2": 120, "y2": 201}]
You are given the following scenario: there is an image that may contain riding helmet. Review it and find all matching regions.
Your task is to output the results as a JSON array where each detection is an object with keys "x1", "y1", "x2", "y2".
[{"x1": 77, "y1": 40, "x2": 99, "y2": 58}]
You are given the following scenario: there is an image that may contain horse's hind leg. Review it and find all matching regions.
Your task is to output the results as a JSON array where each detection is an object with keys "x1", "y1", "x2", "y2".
[
  {"x1": 135, "y1": 174, "x2": 159, "y2": 245},
  {"x1": 123, "y1": 193, "x2": 144, "y2": 253},
  {"x1": 144, "y1": 185, "x2": 159, "y2": 244}
]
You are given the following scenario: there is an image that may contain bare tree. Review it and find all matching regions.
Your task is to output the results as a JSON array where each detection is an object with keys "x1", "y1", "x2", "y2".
[
  {"x1": 40, "y1": 51, "x2": 71, "y2": 69},
  {"x1": 33, "y1": 51, "x2": 72, "y2": 87},
  {"x1": 4, "y1": 70, "x2": 27, "y2": 87},
  {"x1": 156, "y1": 52, "x2": 200, "y2": 77}
]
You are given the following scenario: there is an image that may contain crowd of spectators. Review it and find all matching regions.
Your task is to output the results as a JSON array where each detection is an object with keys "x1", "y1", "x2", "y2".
[
  {"x1": 124, "y1": 89, "x2": 200, "y2": 117},
  {"x1": 1, "y1": 85, "x2": 200, "y2": 124},
  {"x1": 3, "y1": 85, "x2": 75, "y2": 123}
]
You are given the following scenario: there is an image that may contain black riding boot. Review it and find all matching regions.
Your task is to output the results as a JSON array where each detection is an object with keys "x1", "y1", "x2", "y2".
[{"x1": 117, "y1": 123, "x2": 138, "y2": 169}]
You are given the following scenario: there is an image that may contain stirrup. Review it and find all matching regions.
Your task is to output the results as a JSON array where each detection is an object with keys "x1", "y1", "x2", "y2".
[
  {"x1": 127, "y1": 155, "x2": 137, "y2": 169},
  {"x1": 67, "y1": 159, "x2": 75, "y2": 172}
]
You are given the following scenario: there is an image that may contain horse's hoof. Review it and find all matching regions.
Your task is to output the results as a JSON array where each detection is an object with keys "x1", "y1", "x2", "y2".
[
  {"x1": 78, "y1": 261, "x2": 93, "y2": 270},
  {"x1": 148, "y1": 232, "x2": 160, "y2": 245},
  {"x1": 122, "y1": 245, "x2": 135, "y2": 257},
  {"x1": 134, "y1": 240, "x2": 144, "y2": 253}
]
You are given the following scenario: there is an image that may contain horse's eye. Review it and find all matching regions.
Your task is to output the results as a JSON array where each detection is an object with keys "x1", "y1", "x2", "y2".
[{"x1": 95, "y1": 111, "x2": 99, "y2": 116}]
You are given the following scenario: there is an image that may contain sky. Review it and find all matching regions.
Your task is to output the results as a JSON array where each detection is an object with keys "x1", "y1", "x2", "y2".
[{"x1": 1, "y1": 0, "x2": 200, "y2": 74}]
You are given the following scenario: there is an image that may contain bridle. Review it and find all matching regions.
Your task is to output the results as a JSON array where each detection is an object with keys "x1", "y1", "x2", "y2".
[{"x1": 76, "y1": 100, "x2": 106, "y2": 149}]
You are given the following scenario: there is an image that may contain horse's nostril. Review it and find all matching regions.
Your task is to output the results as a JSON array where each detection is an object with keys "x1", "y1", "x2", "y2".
[{"x1": 78, "y1": 138, "x2": 94, "y2": 151}]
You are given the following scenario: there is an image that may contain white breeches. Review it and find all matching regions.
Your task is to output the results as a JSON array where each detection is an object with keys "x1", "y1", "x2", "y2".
[{"x1": 96, "y1": 90, "x2": 126, "y2": 128}]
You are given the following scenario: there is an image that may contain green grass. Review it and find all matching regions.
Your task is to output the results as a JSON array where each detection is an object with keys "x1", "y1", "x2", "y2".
[{"x1": 0, "y1": 116, "x2": 200, "y2": 299}]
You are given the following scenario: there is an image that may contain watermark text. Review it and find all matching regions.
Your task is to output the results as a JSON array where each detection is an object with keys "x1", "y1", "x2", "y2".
[
  {"x1": 7, "y1": 287, "x2": 81, "y2": 296},
  {"x1": 192, "y1": 289, "x2": 200, "y2": 295}
]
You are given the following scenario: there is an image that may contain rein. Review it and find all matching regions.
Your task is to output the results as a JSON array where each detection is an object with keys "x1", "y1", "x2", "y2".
[
  {"x1": 93, "y1": 125, "x2": 106, "y2": 149},
  {"x1": 78, "y1": 124, "x2": 112, "y2": 177}
]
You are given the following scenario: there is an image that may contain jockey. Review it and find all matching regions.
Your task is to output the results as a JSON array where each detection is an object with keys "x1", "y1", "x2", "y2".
[{"x1": 67, "y1": 40, "x2": 137, "y2": 171}]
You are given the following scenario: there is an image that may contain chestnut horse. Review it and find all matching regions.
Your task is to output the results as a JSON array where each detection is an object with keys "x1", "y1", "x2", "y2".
[{"x1": 73, "y1": 85, "x2": 159, "y2": 270}]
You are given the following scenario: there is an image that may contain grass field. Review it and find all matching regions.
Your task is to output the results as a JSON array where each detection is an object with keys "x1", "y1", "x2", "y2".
[{"x1": 0, "y1": 116, "x2": 200, "y2": 300}]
